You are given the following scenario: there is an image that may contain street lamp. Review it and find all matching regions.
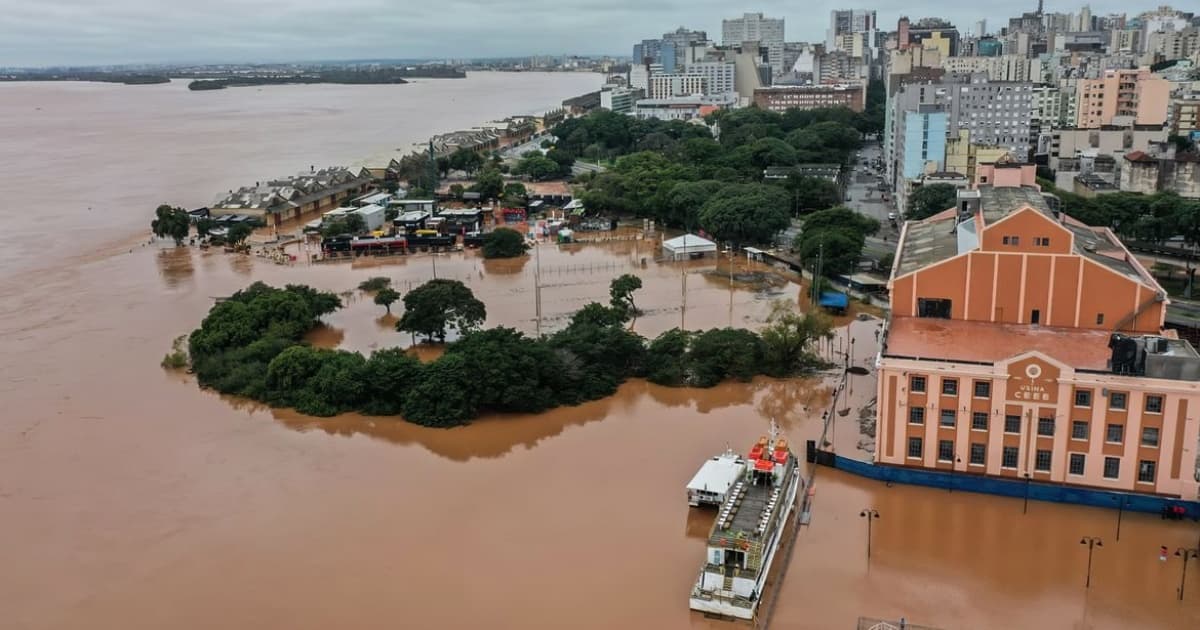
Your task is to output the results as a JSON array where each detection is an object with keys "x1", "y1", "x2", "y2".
[
  {"x1": 1080, "y1": 537, "x2": 1103, "y2": 589},
  {"x1": 1175, "y1": 547, "x2": 1200, "y2": 601},
  {"x1": 1114, "y1": 495, "x2": 1127, "y2": 541},
  {"x1": 1022, "y1": 472, "x2": 1032, "y2": 514},
  {"x1": 860, "y1": 509, "x2": 880, "y2": 568}
]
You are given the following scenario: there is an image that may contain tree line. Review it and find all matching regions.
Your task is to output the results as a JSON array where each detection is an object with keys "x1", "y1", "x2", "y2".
[
  {"x1": 550, "y1": 106, "x2": 866, "y2": 251},
  {"x1": 184, "y1": 278, "x2": 834, "y2": 427}
]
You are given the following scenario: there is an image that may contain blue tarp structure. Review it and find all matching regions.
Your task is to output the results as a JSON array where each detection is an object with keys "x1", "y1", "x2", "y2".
[{"x1": 818, "y1": 291, "x2": 848, "y2": 312}]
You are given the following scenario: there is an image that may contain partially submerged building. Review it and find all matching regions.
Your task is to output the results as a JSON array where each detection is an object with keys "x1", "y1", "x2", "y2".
[
  {"x1": 877, "y1": 163, "x2": 1200, "y2": 502},
  {"x1": 211, "y1": 167, "x2": 371, "y2": 227}
]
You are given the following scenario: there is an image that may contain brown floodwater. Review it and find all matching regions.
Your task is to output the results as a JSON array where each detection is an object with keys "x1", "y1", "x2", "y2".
[{"x1": 1, "y1": 80, "x2": 1198, "y2": 630}]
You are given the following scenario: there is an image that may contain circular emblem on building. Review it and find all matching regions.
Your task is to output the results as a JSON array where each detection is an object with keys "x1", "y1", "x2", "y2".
[{"x1": 1025, "y1": 364, "x2": 1042, "y2": 379}]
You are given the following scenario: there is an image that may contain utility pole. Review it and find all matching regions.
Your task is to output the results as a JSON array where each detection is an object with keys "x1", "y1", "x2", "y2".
[
  {"x1": 1080, "y1": 537, "x2": 1103, "y2": 588},
  {"x1": 728, "y1": 242, "x2": 734, "y2": 327},
  {"x1": 535, "y1": 240, "x2": 542, "y2": 337},
  {"x1": 1175, "y1": 547, "x2": 1200, "y2": 601},
  {"x1": 860, "y1": 509, "x2": 880, "y2": 569},
  {"x1": 681, "y1": 265, "x2": 687, "y2": 329}
]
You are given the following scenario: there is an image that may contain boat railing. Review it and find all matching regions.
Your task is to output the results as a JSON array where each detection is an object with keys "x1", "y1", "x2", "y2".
[{"x1": 699, "y1": 563, "x2": 759, "y2": 581}]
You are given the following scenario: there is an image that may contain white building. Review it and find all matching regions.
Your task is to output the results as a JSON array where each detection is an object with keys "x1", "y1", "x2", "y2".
[
  {"x1": 941, "y1": 55, "x2": 1040, "y2": 83},
  {"x1": 632, "y1": 94, "x2": 735, "y2": 121},
  {"x1": 662, "y1": 233, "x2": 717, "y2": 260},
  {"x1": 648, "y1": 74, "x2": 707, "y2": 99},
  {"x1": 722, "y1": 12, "x2": 785, "y2": 77},
  {"x1": 600, "y1": 85, "x2": 640, "y2": 113},
  {"x1": 684, "y1": 61, "x2": 736, "y2": 96}
]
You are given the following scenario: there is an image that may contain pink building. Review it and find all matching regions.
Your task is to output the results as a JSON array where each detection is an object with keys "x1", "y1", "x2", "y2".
[
  {"x1": 1075, "y1": 68, "x2": 1170, "y2": 128},
  {"x1": 876, "y1": 170, "x2": 1200, "y2": 501}
]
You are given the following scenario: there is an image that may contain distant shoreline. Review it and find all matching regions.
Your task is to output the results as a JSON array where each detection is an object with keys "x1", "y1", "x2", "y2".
[
  {"x1": 0, "y1": 73, "x2": 170, "y2": 85},
  {"x1": 2, "y1": 66, "x2": 469, "y2": 89}
]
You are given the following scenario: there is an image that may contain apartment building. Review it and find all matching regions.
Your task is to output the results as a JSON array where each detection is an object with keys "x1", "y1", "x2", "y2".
[
  {"x1": 941, "y1": 55, "x2": 1040, "y2": 82},
  {"x1": 1076, "y1": 68, "x2": 1171, "y2": 128},
  {"x1": 684, "y1": 61, "x2": 736, "y2": 97},
  {"x1": 878, "y1": 165, "x2": 1200, "y2": 501},
  {"x1": 722, "y1": 12, "x2": 785, "y2": 77},
  {"x1": 647, "y1": 74, "x2": 706, "y2": 99},
  {"x1": 1048, "y1": 124, "x2": 1169, "y2": 172},
  {"x1": 752, "y1": 83, "x2": 865, "y2": 113}
]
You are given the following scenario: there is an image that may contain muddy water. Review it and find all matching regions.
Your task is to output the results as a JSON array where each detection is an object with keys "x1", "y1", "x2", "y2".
[{"x1": 2, "y1": 80, "x2": 1199, "y2": 630}]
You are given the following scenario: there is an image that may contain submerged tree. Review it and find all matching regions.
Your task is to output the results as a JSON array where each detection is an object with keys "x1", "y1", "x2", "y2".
[
  {"x1": 374, "y1": 287, "x2": 400, "y2": 314},
  {"x1": 396, "y1": 279, "x2": 486, "y2": 342},
  {"x1": 481, "y1": 228, "x2": 527, "y2": 259},
  {"x1": 759, "y1": 301, "x2": 834, "y2": 376},
  {"x1": 609, "y1": 274, "x2": 643, "y2": 318},
  {"x1": 151, "y1": 204, "x2": 190, "y2": 245}
]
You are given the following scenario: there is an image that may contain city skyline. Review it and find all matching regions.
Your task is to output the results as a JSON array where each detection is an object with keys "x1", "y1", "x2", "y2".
[{"x1": 1, "y1": 0, "x2": 1190, "y2": 67}]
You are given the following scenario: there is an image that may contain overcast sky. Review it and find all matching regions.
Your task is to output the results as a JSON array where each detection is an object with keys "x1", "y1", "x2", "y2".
[{"x1": 0, "y1": 1, "x2": 1177, "y2": 67}]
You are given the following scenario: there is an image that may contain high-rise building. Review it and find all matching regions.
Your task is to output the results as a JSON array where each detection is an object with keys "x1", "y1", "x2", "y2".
[
  {"x1": 877, "y1": 168, "x2": 1200, "y2": 503},
  {"x1": 1075, "y1": 68, "x2": 1171, "y2": 128},
  {"x1": 941, "y1": 55, "x2": 1040, "y2": 82},
  {"x1": 722, "y1": 12, "x2": 785, "y2": 77},
  {"x1": 647, "y1": 74, "x2": 707, "y2": 99},
  {"x1": 684, "y1": 61, "x2": 737, "y2": 97},
  {"x1": 661, "y1": 27, "x2": 709, "y2": 70},
  {"x1": 828, "y1": 9, "x2": 877, "y2": 53},
  {"x1": 898, "y1": 17, "x2": 961, "y2": 57}
]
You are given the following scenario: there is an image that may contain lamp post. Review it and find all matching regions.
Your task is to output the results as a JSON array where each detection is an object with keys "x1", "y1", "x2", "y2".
[
  {"x1": 1022, "y1": 472, "x2": 1032, "y2": 514},
  {"x1": 1114, "y1": 495, "x2": 1126, "y2": 541},
  {"x1": 1175, "y1": 547, "x2": 1200, "y2": 601},
  {"x1": 860, "y1": 509, "x2": 880, "y2": 568},
  {"x1": 1080, "y1": 537, "x2": 1103, "y2": 589}
]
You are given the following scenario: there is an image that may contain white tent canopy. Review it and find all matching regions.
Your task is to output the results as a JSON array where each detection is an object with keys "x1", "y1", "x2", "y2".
[{"x1": 662, "y1": 233, "x2": 717, "y2": 260}]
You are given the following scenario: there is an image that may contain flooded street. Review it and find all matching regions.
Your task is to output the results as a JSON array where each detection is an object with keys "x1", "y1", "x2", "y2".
[{"x1": 1, "y1": 79, "x2": 1198, "y2": 629}]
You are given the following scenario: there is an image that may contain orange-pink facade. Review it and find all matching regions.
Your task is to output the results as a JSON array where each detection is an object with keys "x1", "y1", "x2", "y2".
[
  {"x1": 877, "y1": 182, "x2": 1200, "y2": 500},
  {"x1": 1075, "y1": 68, "x2": 1171, "y2": 128}
]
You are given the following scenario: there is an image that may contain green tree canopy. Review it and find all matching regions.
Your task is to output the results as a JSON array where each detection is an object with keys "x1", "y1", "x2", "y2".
[
  {"x1": 471, "y1": 166, "x2": 504, "y2": 201},
  {"x1": 783, "y1": 175, "x2": 841, "y2": 214},
  {"x1": 448, "y1": 147, "x2": 484, "y2": 174},
  {"x1": 906, "y1": 184, "x2": 960, "y2": 220},
  {"x1": 698, "y1": 184, "x2": 791, "y2": 247},
  {"x1": 151, "y1": 204, "x2": 190, "y2": 245},
  {"x1": 226, "y1": 222, "x2": 253, "y2": 246},
  {"x1": 759, "y1": 301, "x2": 834, "y2": 376},
  {"x1": 512, "y1": 154, "x2": 562, "y2": 181},
  {"x1": 666, "y1": 180, "x2": 725, "y2": 229},
  {"x1": 396, "y1": 279, "x2": 487, "y2": 342},
  {"x1": 374, "y1": 287, "x2": 400, "y2": 313},
  {"x1": 609, "y1": 274, "x2": 643, "y2": 318},
  {"x1": 361, "y1": 348, "x2": 423, "y2": 416},
  {"x1": 481, "y1": 227, "x2": 528, "y2": 258}
]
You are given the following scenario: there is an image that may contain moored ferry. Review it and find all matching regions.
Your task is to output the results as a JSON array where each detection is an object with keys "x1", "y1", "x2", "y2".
[{"x1": 688, "y1": 427, "x2": 802, "y2": 620}]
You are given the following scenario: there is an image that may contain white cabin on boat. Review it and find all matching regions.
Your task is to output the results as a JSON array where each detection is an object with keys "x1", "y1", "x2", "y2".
[{"x1": 686, "y1": 450, "x2": 747, "y2": 507}]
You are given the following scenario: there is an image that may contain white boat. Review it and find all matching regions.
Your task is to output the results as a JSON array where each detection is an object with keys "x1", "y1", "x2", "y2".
[
  {"x1": 688, "y1": 427, "x2": 802, "y2": 620},
  {"x1": 686, "y1": 448, "x2": 747, "y2": 507}
]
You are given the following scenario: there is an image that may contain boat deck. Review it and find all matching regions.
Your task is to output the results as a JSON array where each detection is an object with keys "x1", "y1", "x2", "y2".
[{"x1": 712, "y1": 477, "x2": 785, "y2": 543}]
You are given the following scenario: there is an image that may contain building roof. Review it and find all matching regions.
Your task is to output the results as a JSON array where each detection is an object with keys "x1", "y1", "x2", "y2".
[
  {"x1": 884, "y1": 316, "x2": 1114, "y2": 369},
  {"x1": 1124, "y1": 150, "x2": 1157, "y2": 163},
  {"x1": 663, "y1": 233, "x2": 717, "y2": 250},
  {"x1": 213, "y1": 167, "x2": 367, "y2": 214},
  {"x1": 894, "y1": 185, "x2": 1150, "y2": 284},
  {"x1": 686, "y1": 453, "x2": 746, "y2": 494}
]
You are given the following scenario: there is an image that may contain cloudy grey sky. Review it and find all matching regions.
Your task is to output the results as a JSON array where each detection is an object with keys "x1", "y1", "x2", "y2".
[{"x1": 0, "y1": 1, "x2": 1175, "y2": 67}]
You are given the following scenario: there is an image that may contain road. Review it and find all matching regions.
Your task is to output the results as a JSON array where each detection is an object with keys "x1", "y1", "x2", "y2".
[
  {"x1": 498, "y1": 132, "x2": 554, "y2": 160},
  {"x1": 844, "y1": 140, "x2": 899, "y2": 263}
]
